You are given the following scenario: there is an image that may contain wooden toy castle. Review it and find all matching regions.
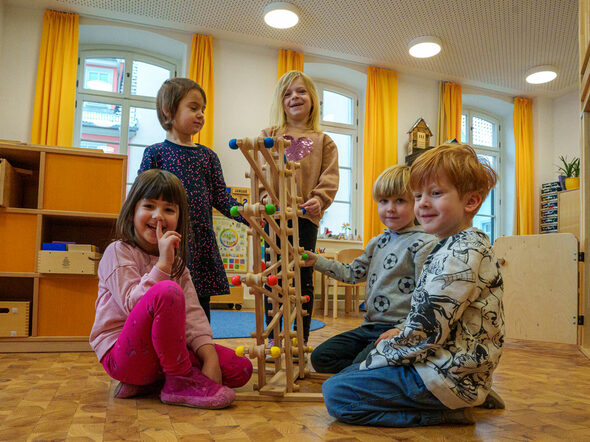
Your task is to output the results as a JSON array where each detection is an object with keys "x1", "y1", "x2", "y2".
[{"x1": 228, "y1": 136, "x2": 324, "y2": 401}]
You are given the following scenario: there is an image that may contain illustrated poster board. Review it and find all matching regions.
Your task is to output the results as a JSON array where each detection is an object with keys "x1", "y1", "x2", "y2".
[{"x1": 213, "y1": 186, "x2": 250, "y2": 273}]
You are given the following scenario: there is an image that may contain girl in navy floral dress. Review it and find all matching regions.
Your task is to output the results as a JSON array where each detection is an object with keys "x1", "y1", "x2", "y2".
[{"x1": 139, "y1": 78, "x2": 246, "y2": 321}]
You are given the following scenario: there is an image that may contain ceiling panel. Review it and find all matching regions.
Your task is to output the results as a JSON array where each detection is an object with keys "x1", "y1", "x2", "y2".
[{"x1": 11, "y1": 0, "x2": 578, "y2": 97}]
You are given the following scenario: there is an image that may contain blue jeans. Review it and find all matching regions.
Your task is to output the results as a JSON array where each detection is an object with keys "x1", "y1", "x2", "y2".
[
  {"x1": 323, "y1": 363, "x2": 463, "y2": 427},
  {"x1": 310, "y1": 323, "x2": 394, "y2": 373}
]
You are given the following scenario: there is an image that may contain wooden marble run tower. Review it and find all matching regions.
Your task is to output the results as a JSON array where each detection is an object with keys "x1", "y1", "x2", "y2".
[{"x1": 228, "y1": 136, "x2": 323, "y2": 401}]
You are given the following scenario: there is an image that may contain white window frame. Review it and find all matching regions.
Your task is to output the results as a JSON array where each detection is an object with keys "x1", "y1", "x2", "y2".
[
  {"x1": 462, "y1": 107, "x2": 503, "y2": 242},
  {"x1": 74, "y1": 46, "x2": 178, "y2": 159},
  {"x1": 315, "y1": 80, "x2": 360, "y2": 237}
]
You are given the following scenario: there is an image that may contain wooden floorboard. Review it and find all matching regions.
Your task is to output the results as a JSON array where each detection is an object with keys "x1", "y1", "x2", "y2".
[{"x1": 1, "y1": 308, "x2": 590, "y2": 441}]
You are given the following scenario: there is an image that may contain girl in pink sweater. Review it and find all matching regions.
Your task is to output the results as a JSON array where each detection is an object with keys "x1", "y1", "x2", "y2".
[{"x1": 90, "y1": 169, "x2": 252, "y2": 409}]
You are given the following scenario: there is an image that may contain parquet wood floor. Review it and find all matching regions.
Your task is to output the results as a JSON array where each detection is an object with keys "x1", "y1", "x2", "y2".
[{"x1": 1, "y1": 309, "x2": 590, "y2": 441}]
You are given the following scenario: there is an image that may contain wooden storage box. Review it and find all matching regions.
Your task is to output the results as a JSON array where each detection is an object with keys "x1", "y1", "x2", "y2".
[
  {"x1": 0, "y1": 158, "x2": 22, "y2": 207},
  {"x1": 0, "y1": 301, "x2": 30, "y2": 337},
  {"x1": 38, "y1": 251, "x2": 102, "y2": 275}
]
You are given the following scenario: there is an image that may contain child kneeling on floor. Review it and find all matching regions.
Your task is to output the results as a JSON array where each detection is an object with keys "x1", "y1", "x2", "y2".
[
  {"x1": 90, "y1": 169, "x2": 252, "y2": 409},
  {"x1": 322, "y1": 143, "x2": 505, "y2": 427},
  {"x1": 305, "y1": 164, "x2": 436, "y2": 373}
]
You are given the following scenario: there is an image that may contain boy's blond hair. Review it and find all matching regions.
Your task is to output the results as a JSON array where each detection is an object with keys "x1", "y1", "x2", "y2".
[
  {"x1": 409, "y1": 143, "x2": 498, "y2": 213},
  {"x1": 372, "y1": 164, "x2": 411, "y2": 201},
  {"x1": 270, "y1": 70, "x2": 320, "y2": 132}
]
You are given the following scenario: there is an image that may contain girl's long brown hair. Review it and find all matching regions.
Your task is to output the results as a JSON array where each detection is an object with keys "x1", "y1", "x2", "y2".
[{"x1": 116, "y1": 169, "x2": 189, "y2": 280}]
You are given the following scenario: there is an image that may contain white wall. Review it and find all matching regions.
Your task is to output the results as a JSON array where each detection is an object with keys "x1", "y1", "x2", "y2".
[
  {"x1": 397, "y1": 72, "x2": 439, "y2": 160},
  {"x1": 212, "y1": 39, "x2": 276, "y2": 188},
  {"x1": 79, "y1": 19, "x2": 190, "y2": 73},
  {"x1": 0, "y1": 4, "x2": 43, "y2": 142},
  {"x1": 552, "y1": 90, "x2": 581, "y2": 166},
  {"x1": 0, "y1": 0, "x2": 4, "y2": 65}
]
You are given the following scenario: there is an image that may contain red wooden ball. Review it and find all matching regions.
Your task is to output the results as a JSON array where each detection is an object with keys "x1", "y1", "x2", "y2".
[{"x1": 267, "y1": 275, "x2": 278, "y2": 286}]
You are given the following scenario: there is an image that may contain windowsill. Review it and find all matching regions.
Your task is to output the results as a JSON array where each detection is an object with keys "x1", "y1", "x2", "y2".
[{"x1": 317, "y1": 237, "x2": 362, "y2": 244}]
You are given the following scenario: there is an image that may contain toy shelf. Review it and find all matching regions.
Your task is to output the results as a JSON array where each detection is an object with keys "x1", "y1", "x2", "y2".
[{"x1": 0, "y1": 141, "x2": 126, "y2": 352}]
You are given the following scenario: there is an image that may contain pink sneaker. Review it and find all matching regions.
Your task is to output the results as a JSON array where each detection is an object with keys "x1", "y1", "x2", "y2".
[
  {"x1": 114, "y1": 381, "x2": 162, "y2": 399},
  {"x1": 160, "y1": 367, "x2": 235, "y2": 409}
]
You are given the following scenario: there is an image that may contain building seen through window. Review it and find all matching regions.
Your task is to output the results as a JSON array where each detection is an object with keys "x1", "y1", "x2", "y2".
[
  {"x1": 74, "y1": 49, "x2": 177, "y2": 188},
  {"x1": 461, "y1": 108, "x2": 502, "y2": 242},
  {"x1": 315, "y1": 82, "x2": 359, "y2": 239}
]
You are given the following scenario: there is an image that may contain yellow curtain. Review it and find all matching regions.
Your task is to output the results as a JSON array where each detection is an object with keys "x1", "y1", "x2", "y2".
[
  {"x1": 436, "y1": 81, "x2": 462, "y2": 145},
  {"x1": 189, "y1": 34, "x2": 215, "y2": 148},
  {"x1": 277, "y1": 49, "x2": 304, "y2": 79},
  {"x1": 363, "y1": 66, "x2": 398, "y2": 246},
  {"x1": 31, "y1": 10, "x2": 79, "y2": 147},
  {"x1": 513, "y1": 97, "x2": 534, "y2": 235}
]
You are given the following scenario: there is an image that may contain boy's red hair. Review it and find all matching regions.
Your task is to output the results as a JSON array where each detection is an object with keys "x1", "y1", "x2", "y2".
[{"x1": 409, "y1": 143, "x2": 498, "y2": 208}]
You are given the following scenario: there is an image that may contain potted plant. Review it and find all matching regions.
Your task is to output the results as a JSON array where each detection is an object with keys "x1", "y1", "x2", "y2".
[{"x1": 556, "y1": 155, "x2": 580, "y2": 190}]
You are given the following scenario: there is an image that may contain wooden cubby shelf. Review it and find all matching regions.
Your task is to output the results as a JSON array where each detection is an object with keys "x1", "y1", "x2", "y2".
[{"x1": 0, "y1": 141, "x2": 127, "y2": 352}]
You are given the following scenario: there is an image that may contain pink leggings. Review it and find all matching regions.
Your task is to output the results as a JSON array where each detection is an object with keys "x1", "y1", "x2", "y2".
[{"x1": 101, "y1": 281, "x2": 252, "y2": 388}]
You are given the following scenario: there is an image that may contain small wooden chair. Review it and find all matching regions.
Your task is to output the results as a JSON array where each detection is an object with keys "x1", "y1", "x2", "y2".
[{"x1": 323, "y1": 248, "x2": 365, "y2": 319}]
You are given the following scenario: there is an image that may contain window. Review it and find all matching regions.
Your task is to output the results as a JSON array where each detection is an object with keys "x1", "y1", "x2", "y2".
[
  {"x1": 74, "y1": 48, "x2": 177, "y2": 188},
  {"x1": 315, "y1": 82, "x2": 359, "y2": 238},
  {"x1": 461, "y1": 108, "x2": 502, "y2": 242}
]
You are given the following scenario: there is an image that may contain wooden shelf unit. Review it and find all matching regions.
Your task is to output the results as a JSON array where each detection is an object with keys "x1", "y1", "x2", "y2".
[
  {"x1": 558, "y1": 189, "x2": 581, "y2": 239},
  {"x1": 0, "y1": 141, "x2": 126, "y2": 352}
]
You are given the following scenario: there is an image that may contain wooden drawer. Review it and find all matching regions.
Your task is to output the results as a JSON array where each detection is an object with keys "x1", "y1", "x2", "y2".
[
  {"x1": 0, "y1": 159, "x2": 22, "y2": 207},
  {"x1": 43, "y1": 153, "x2": 124, "y2": 214},
  {"x1": 0, "y1": 301, "x2": 30, "y2": 337},
  {"x1": 38, "y1": 251, "x2": 101, "y2": 275},
  {"x1": 37, "y1": 277, "x2": 98, "y2": 336},
  {"x1": 0, "y1": 213, "x2": 37, "y2": 272}
]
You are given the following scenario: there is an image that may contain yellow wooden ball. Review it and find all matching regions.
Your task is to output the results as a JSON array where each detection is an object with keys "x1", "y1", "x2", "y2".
[{"x1": 270, "y1": 346, "x2": 281, "y2": 358}]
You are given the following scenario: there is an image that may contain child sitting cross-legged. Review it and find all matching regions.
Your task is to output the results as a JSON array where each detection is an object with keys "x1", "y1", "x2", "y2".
[
  {"x1": 304, "y1": 164, "x2": 436, "y2": 374},
  {"x1": 322, "y1": 143, "x2": 505, "y2": 427},
  {"x1": 90, "y1": 169, "x2": 252, "y2": 409}
]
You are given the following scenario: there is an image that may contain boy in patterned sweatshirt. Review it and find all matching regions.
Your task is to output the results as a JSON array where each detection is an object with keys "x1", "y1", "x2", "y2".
[
  {"x1": 304, "y1": 165, "x2": 437, "y2": 373},
  {"x1": 322, "y1": 143, "x2": 505, "y2": 427}
]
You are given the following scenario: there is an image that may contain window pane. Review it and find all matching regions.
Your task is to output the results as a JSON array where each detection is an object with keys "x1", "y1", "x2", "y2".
[
  {"x1": 322, "y1": 90, "x2": 353, "y2": 125},
  {"x1": 128, "y1": 107, "x2": 166, "y2": 145},
  {"x1": 477, "y1": 153, "x2": 496, "y2": 170},
  {"x1": 473, "y1": 214, "x2": 494, "y2": 242},
  {"x1": 479, "y1": 189, "x2": 494, "y2": 216},
  {"x1": 127, "y1": 144, "x2": 147, "y2": 184},
  {"x1": 320, "y1": 202, "x2": 351, "y2": 236},
  {"x1": 335, "y1": 168, "x2": 351, "y2": 202},
  {"x1": 461, "y1": 114, "x2": 467, "y2": 143},
  {"x1": 83, "y1": 58, "x2": 124, "y2": 93},
  {"x1": 324, "y1": 131, "x2": 351, "y2": 167},
  {"x1": 472, "y1": 116, "x2": 495, "y2": 147},
  {"x1": 80, "y1": 101, "x2": 121, "y2": 153},
  {"x1": 131, "y1": 61, "x2": 171, "y2": 97}
]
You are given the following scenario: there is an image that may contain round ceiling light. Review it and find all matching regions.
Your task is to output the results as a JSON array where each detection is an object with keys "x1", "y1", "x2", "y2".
[
  {"x1": 525, "y1": 66, "x2": 558, "y2": 84},
  {"x1": 408, "y1": 36, "x2": 442, "y2": 58},
  {"x1": 264, "y1": 2, "x2": 300, "y2": 29}
]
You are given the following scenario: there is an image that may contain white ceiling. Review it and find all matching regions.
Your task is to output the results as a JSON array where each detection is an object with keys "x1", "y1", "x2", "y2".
[{"x1": 10, "y1": 0, "x2": 578, "y2": 98}]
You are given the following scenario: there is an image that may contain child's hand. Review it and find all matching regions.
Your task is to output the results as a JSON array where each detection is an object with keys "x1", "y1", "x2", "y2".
[
  {"x1": 300, "y1": 251, "x2": 317, "y2": 267},
  {"x1": 375, "y1": 328, "x2": 401, "y2": 345},
  {"x1": 156, "y1": 220, "x2": 181, "y2": 274},
  {"x1": 300, "y1": 198, "x2": 321, "y2": 217},
  {"x1": 198, "y1": 344, "x2": 223, "y2": 384}
]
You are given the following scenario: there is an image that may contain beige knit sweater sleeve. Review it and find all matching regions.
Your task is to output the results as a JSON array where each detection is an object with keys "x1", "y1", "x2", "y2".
[{"x1": 259, "y1": 127, "x2": 339, "y2": 225}]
